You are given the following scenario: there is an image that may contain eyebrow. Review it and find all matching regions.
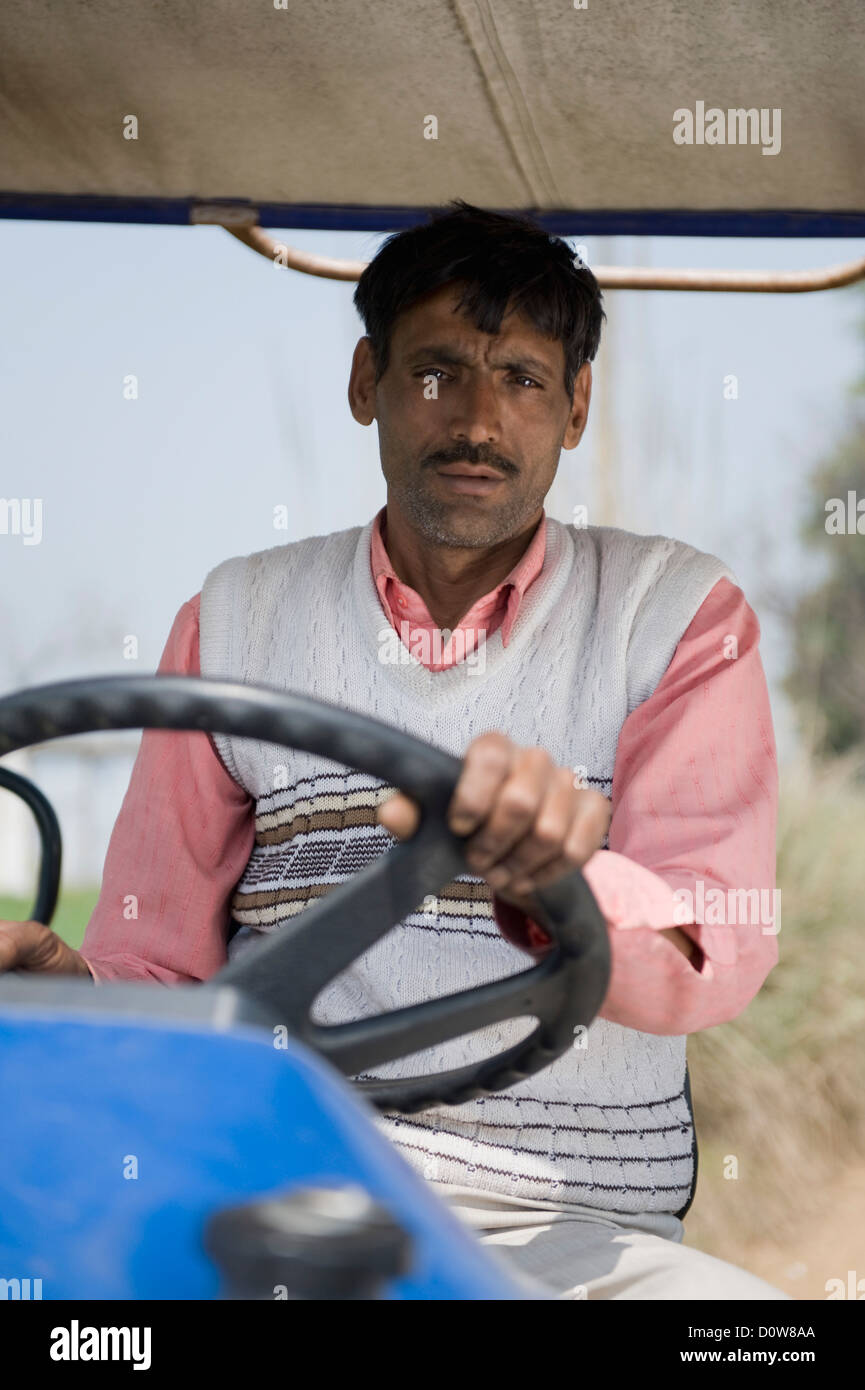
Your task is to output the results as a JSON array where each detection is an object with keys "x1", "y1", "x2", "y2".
[{"x1": 404, "y1": 344, "x2": 553, "y2": 378}]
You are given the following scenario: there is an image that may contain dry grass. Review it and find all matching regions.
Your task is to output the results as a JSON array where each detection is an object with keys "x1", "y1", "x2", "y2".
[{"x1": 684, "y1": 754, "x2": 865, "y2": 1270}]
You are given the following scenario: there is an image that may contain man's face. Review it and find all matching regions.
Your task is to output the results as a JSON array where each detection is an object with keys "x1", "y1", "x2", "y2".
[{"x1": 349, "y1": 283, "x2": 591, "y2": 548}]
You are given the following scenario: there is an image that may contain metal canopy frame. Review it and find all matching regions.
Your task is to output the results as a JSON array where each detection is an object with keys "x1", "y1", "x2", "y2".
[
  {"x1": 5, "y1": 195, "x2": 864, "y2": 294},
  {"x1": 225, "y1": 221, "x2": 865, "y2": 294}
]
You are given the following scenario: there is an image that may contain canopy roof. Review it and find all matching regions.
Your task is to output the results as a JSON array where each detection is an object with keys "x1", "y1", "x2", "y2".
[{"x1": 1, "y1": 0, "x2": 864, "y2": 235}]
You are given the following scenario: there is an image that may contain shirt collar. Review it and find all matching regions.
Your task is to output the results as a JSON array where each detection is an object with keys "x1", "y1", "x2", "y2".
[{"x1": 370, "y1": 506, "x2": 547, "y2": 647}]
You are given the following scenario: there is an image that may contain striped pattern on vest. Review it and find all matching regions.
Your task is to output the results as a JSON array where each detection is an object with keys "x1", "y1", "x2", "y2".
[{"x1": 229, "y1": 769, "x2": 612, "y2": 931}]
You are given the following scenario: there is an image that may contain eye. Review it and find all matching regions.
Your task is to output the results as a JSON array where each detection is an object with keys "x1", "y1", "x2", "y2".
[
  {"x1": 512, "y1": 375, "x2": 541, "y2": 389},
  {"x1": 416, "y1": 367, "x2": 451, "y2": 381}
]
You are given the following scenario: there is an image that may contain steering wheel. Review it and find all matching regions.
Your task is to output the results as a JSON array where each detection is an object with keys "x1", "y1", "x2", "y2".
[{"x1": 0, "y1": 675, "x2": 611, "y2": 1112}]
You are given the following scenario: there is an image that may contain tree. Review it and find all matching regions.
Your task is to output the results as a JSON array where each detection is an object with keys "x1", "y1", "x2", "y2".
[{"x1": 784, "y1": 291, "x2": 865, "y2": 758}]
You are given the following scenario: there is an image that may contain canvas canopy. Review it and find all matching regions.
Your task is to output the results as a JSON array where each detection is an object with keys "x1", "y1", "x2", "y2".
[{"x1": 1, "y1": 0, "x2": 864, "y2": 236}]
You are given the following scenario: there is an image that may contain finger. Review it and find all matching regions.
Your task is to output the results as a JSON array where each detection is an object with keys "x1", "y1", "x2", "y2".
[
  {"x1": 507, "y1": 853, "x2": 590, "y2": 897},
  {"x1": 484, "y1": 767, "x2": 576, "y2": 888},
  {"x1": 502, "y1": 789, "x2": 611, "y2": 896},
  {"x1": 447, "y1": 733, "x2": 515, "y2": 835},
  {"x1": 376, "y1": 791, "x2": 421, "y2": 840},
  {"x1": 561, "y1": 789, "x2": 612, "y2": 866},
  {"x1": 464, "y1": 746, "x2": 554, "y2": 872}
]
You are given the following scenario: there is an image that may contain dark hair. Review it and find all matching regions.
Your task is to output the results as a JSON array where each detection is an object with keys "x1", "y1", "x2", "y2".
[{"x1": 353, "y1": 200, "x2": 605, "y2": 398}]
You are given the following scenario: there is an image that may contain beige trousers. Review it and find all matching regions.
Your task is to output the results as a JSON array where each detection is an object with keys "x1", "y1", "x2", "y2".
[{"x1": 428, "y1": 1181, "x2": 791, "y2": 1300}]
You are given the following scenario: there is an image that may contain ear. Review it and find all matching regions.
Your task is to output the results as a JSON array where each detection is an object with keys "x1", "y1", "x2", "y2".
[
  {"x1": 562, "y1": 362, "x2": 592, "y2": 450},
  {"x1": 348, "y1": 337, "x2": 378, "y2": 426}
]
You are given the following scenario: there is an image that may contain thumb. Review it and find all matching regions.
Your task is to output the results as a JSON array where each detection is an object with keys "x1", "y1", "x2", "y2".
[
  {"x1": 0, "y1": 919, "x2": 47, "y2": 972},
  {"x1": 377, "y1": 791, "x2": 421, "y2": 840}
]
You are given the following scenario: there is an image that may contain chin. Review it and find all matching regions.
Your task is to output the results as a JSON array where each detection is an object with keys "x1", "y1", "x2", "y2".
[{"x1": 412, "y1": 504, "x2": 516, "y2": 549}]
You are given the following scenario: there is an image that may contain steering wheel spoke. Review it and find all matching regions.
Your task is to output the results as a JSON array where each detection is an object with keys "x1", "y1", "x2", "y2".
[
  {"x1": 217, "y1": 814, "x2": 465, "y2": 1007},
  {"x1": 307, "y1": 951, "x2": 562, "y2": 1074}
]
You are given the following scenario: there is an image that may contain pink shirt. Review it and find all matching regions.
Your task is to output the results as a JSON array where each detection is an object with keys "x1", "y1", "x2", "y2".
[
  {"x1": 372, "y1": 510, "x2": 547, "y2": 667},
  {"x1": 82, "y1": 512, "x2": 779, "y2": 1036}
]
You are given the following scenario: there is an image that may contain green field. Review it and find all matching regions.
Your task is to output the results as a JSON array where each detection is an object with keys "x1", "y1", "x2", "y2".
[{"x1": 0, "y1": 887, "x2": 100, "y2": 950}]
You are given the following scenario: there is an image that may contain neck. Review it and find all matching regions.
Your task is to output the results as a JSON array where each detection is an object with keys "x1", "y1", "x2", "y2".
[{"x1": 382, "y1": 502, "x2": 543, "y2": 631}]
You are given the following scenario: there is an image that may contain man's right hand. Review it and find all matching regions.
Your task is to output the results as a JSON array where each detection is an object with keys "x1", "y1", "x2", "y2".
[{"x1": 0, "y1": 920, "x2": 92, "y2": 978}]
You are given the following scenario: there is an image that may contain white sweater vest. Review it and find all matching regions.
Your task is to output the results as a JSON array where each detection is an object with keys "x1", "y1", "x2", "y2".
[{"x1": 199, "y1": 516, "x2": 733, "y2": 1215}]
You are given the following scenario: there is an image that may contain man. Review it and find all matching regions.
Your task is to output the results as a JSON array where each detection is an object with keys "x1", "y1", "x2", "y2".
[{"x1": 0, "y1": 202, "x2": 786, "y2": 1300}]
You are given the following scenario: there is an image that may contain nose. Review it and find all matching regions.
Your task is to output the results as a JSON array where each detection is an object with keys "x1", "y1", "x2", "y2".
[{"x1": 446, "y1": 373, "x2": 502, "y2": 446}]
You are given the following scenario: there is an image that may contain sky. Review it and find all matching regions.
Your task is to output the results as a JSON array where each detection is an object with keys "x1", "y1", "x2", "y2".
[{"x1": 2, "y1": 219, "x2": 865, "y2": 883}]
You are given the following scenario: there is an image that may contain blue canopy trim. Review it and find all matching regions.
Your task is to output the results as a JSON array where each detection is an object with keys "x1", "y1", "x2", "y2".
[{"x1": 2, "y1": 194, "x2": 865, "y2": 239}]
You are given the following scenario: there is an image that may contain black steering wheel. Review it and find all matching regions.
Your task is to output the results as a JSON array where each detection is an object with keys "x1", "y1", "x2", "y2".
[{"x1": 0, "y1": 675, "x2": 611, "y2": 1111}]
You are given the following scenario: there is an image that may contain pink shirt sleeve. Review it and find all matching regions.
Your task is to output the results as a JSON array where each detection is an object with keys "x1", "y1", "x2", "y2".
[
  {"x1": 494, "y1": 577, "x2": 778, "y2": 1036},
  {"x1": 80, "y1": 595, "x2": 255, "y2": 984}
]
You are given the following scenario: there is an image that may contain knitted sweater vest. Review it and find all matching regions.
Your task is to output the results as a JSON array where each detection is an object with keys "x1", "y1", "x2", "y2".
[{"x1": 199, "y1": 516, "x2": 733, "y2": 1215}]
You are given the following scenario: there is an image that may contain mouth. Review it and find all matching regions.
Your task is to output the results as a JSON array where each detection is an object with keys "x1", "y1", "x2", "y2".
[{"x1": 433, "y1": 463, "x2": 510, "y2": 496}]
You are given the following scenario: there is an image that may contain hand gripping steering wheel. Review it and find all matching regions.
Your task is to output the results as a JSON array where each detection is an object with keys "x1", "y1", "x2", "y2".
[{"x1": 0, "y1": 675, "x2": 611, "y2": 1112}]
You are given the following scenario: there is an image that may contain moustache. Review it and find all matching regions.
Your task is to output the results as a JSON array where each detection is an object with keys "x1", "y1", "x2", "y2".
[{"x1": 421, "y1": 446, "x2": 519, "y2": 475}]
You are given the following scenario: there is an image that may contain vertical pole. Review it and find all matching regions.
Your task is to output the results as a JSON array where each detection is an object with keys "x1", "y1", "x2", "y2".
[{"x1": 593, "y1": 236, "x2": 618, "y2": 527}]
